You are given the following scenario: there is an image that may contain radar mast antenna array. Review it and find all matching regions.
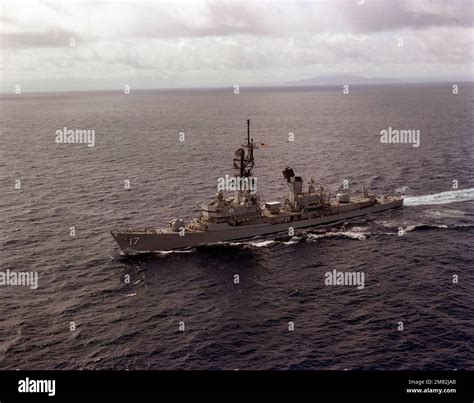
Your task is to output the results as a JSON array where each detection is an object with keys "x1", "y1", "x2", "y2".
[{"x1": 233, "y1": 119, "x2": 256, "y2": 178}]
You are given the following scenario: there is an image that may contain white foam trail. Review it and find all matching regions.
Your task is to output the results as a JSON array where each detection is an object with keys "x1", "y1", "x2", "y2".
[
  {"x1": 403, "y1": 188, "x2": 474, "y2": 206},
  {"x1": 156, "y1": 249, "x2": 196, "y2": 255},
  {"x1": 211, "y1": 239, "x2": 275, "y2": 247},
  {"x1": 339, "y1": 231, "x2": 367, "y2": 240},
  {"x1": 282, "y1": 236, "x2": 301, "y2": 245},
  {"x1": 249, "y1": 240, "x2": 275, "y2": 247},
  {"x1": 307, "y1": 231, "x2": 367, "y2": 240}
]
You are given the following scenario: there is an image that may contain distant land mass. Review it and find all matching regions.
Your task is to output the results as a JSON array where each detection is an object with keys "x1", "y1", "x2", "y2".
[
  {"x1": 283, "y1": 74, "x2": 472, "y2": 86},
  {"x1": 1, "y1": 74, "x2": 472, "y2": 94}
]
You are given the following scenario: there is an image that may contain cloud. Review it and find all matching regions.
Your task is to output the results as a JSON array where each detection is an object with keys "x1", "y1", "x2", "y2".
[
  {"x1": 123, "y1": 0, "x2": 474, "y2": 38},
  {"x1": 342, "y1": 0, "x2": 473, "y2": 33},
  {"x1": 1, "y1": 29, "x2": 81, "y2": 49},
  {"x1": 0, "y1": 0, "x2": 472, "y2": 92}
]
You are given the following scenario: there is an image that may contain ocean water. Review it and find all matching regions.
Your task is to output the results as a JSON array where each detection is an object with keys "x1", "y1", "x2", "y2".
[{"x1": 0, "y1": 84, "x2": 473, "y2": 369}]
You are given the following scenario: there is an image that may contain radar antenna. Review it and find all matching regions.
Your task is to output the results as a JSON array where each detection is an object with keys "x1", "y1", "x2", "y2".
[{"x1": 233, "y1": 119, "x2": 256, "y2": 178}]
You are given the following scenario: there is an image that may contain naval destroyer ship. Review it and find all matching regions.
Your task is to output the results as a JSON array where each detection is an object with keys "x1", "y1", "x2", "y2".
[{"x1": 111, "y1": 120, "x2": 403, "y2": 254}]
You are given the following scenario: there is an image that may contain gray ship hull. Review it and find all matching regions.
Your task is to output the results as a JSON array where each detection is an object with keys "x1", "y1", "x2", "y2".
[{"x1": 111, "y1": 198, "x2": 403, "y2": 254}]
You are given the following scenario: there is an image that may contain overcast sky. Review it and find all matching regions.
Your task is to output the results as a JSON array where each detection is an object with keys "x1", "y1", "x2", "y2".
[{"x1": 1, "y1": 0, "x2": 473, "y2": 92}]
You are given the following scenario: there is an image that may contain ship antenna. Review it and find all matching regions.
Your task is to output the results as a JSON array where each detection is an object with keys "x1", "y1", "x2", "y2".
[{"x1": 247, "y1": 119, "x2": 250, "y2": 146}]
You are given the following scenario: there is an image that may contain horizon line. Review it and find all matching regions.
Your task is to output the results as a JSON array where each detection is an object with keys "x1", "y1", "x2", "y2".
[{"x1": 1, "y1": 80, "x2": 473, "y2": 96}]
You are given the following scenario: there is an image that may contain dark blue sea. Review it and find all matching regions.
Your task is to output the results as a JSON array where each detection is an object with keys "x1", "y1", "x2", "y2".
[{"x1": 1, "y1": 84, "x2": 473, "y2": 369}]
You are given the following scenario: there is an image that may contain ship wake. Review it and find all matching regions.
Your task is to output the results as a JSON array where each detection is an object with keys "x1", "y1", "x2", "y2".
[
  {"x1": 403, "y1": 188, "x2": 474, "y2": 206},
  {"x1": 213, "y1": 228, "x2": 371, "y2": 249}
]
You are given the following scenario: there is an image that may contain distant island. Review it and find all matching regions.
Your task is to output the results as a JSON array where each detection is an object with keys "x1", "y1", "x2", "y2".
[
  {"x1": 284, "y1": 75, "x2": 401, "y2": 86},
  {"x1": 282, "y1": 74, "x2": 473, "y2": 87}
]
